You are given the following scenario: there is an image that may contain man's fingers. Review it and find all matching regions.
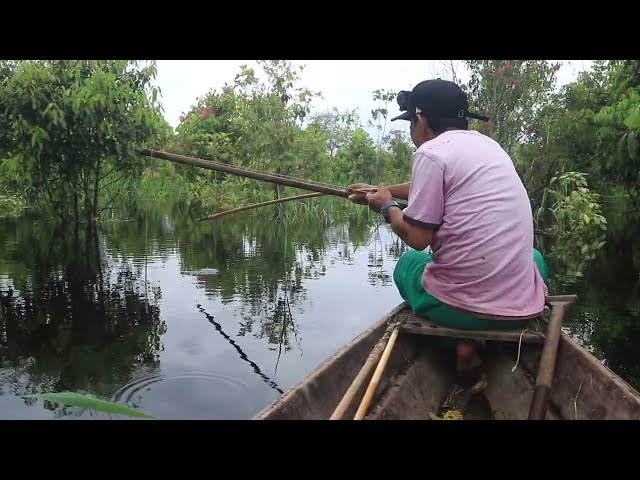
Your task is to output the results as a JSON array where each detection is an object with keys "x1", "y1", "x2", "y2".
[
  {"x1": 347, "y1": 183, "x2": 375, "y2": 193},
  {"x1": 351, "y1": 188, "x2": 377, "y2": 194},
  {"x1": 348, "y1": 193, "x2": 368, "y2": 204},
  {"x1": 347, "y1": 183, "x2": 382, "y2": 205}
]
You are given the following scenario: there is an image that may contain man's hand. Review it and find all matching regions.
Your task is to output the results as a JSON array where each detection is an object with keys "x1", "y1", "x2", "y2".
[
  {"x1": 346, "y1": 183, "x2": 375, "y2": 205},
  {"x1": 365, "y1": 184, "x2": 393, "y2": 212}
]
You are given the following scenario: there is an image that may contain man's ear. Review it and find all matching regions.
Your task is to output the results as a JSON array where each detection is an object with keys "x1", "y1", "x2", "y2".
[{"x1": 417, "y1": 114, "x2": 429, "y2": 131}]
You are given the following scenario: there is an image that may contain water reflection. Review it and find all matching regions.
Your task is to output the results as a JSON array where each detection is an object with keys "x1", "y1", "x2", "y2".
[
  {"x1": 0, "y1": 219, "x2": 166, "y2": 418},
  {"x1": 549, "y1": 240, "x2": 640, "y2": 389},
  {"x1": 196, "y1": 303, "x2": 284, "y2": 394},
  {"x1": 0, "y1": 204, "x2": 406, "y2": 418},
  {"x1": 0, "y1": 201, "x2": 639, "y2": 419}
]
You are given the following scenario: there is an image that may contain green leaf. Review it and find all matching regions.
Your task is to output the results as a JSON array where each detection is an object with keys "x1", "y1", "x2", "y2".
[
  {"x1": 22, "y1": 392, "x2": 154, "y2": 418},
  {"x1": 624, "y1": 108, "x2": 640, "y2": 129}
]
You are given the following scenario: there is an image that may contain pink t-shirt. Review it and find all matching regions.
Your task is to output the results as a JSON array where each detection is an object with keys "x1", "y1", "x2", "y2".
[{"x1": 402, "y1": 129, "x2": 547, "y2": 318}]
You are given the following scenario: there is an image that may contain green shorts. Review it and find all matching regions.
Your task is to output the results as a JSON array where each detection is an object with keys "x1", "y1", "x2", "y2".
[{"x1": 393, "y1": 249, "x2": 548, "y2": 331}]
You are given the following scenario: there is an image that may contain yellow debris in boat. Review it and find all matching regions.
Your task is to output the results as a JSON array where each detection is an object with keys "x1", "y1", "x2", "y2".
[
  {"x1": 471, "y1": 378, "x2": 488, "y2": 394},
  {"x1": 429, "y1": 409, "x2": 463, "y2": 420},
  {"x1": 442, "y1": 409, "x2": 463, "y2": 420}
]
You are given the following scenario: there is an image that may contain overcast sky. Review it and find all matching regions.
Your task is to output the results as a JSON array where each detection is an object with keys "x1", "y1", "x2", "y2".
[{"x1": 152, "y1": 60, "x2": 594, "y2": 135}]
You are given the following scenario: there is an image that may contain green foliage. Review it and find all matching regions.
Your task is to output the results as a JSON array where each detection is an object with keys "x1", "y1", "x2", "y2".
[
  {"x1": 465, "y1": 59, "x2": 640, "y2": 280},
  {"x1": 308, "y1": 107, "x2": 359, "y2": 157},
  {"x1": 463, "y1": 60, "x2": 560, "y2": 161},
  {"x1": 0, "y1": 193, "x2": 25, "y2": 218},
  {"x1": 169, "y1": 61, "x2": 415, "y2": 217},
  {"x1": 0, "y1": 60, "x2": 167, "y2": 223},
  {"x1": 536, "y1": 172, "x2": 607, "y2": 279},
  {"x1": 23, "y1": 392, "x2": 153, "y2": 418},
  {"x1": 2, "y1": 58, "x2": 639, "y2": 284},
  {"x1": 173, "y1": 61, "x2": 327, "y2": 211},
  {"x1": 0, "y1": 59, "x2": 416, "y2": 223}
]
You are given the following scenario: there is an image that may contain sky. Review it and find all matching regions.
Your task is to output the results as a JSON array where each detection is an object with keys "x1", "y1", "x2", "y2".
[{"x1": 151, "y1": 60, "x2": 595, "y2": 135}]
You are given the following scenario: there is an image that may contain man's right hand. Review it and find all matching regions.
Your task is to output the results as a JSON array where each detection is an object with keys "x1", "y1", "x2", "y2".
[{"x1": 346, "y1": 183, "x2": 375, "y2": 205}]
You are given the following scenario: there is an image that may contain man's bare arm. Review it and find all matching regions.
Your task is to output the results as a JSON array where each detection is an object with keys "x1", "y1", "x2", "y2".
[
  {"x1": 363, "y1": 184, "x2": 434, "y2": 251},
  {"x1": 386, "y1": 206, "x2": 434, "y2": 251},
  {"x1": 387, "y1": 182, "x2": 410, "y2": 200}
]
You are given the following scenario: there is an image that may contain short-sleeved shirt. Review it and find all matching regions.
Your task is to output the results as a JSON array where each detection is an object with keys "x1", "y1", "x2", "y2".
[{"x1": 402, "y1": 129, "x2": 548, "y2": 318}]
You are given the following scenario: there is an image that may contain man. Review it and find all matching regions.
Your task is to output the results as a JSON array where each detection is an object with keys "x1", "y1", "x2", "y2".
[{"x1": 347, "y1": 79, "x2": 548, "y2": 380}]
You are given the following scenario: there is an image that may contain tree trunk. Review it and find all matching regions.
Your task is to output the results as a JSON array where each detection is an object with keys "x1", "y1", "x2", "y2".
[
  {"x1": 83, "y1": 169, "x2": 90, "y2": 225},
  {"x1": 74, "y1": 190, "x2": 79, "y2": 225},
  {"x1": 93, "y1": 157, "x2": 101, "y2": 224}
]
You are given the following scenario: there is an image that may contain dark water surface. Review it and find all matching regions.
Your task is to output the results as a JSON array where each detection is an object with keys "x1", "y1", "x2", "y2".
[{"x1": 1, "y1": 203, "x2": 639, "y2": 419}]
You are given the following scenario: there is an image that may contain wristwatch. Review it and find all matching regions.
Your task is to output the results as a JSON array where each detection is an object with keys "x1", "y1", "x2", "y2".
[{"x1": 380, "y1": 201, "x2": 401, "y2": 223}]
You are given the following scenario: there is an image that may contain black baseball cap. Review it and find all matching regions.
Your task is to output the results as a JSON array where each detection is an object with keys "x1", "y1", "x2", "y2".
[{"x1": 391, "y1": 78, "x2": 490, "y2": 123}]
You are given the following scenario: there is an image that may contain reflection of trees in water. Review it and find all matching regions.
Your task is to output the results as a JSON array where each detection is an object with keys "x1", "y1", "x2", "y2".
[
  {"x1": 196, "y1": 303, "x2": 284, "y2": 394},
  {"x1": 177, "y1": 214, "x2": 318, "y2": 357},
  {"x1": 366, "y1": 225, "x2": 390, "y2": 287},
  {"x1": 386, "y1": 234, "x2": 409, "y2": 260},
  {"x1": 0, "y1": 201, "x2": 407, "y2": 410},
  {"x1": 172, "y1": 204, "x2": 400, "y2": 353},
  {"x1": 98, "y1": 205, "x2": 183, "y2": 264},
  {"x1": 369, "y1": 232, "x2": 408, "y2": 287},
  {"x1": 0, "y1": 218, "x2": 166, "y2": 409},
  {"x1": 552, "y1": 236, "x2": 640, "y2": 391}
]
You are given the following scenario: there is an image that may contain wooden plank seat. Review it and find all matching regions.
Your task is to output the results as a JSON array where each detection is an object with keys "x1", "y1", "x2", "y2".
[
  {"x1": 395, "y1": 309, "x2": 548, "y2": 344},
  {"x1": 394, "y1": 296, "x2": 577, "y2": 344},
  {"x1": 397, "y1": 311, "x2": 546, "y2": 343}
]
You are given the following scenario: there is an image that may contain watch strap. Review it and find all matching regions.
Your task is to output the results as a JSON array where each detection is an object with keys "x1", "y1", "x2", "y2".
[{"x1": 381, "y1": 201, "x2": 400, "y2": 222}]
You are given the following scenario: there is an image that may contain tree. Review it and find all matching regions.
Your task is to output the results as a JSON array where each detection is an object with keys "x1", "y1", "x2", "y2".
[
  {"x1": 0, "y1": 60, "x2": 166, "y2": 225},
  {"x1": 463, "y1": 60, "x2": 560, "y2": 163}
]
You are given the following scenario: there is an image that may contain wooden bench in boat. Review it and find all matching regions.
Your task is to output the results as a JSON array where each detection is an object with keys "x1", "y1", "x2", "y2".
[
  {"x1": 397, "y1": 311, "x2": 546, "y2": 344},
  {"x1": 394, "y1": 295, "x2": 580, "y2": 345}
]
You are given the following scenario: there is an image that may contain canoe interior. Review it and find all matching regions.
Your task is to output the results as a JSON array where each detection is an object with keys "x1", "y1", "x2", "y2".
[{"x1": 253, "y1": 303, "x2": 640, "y2": 420}]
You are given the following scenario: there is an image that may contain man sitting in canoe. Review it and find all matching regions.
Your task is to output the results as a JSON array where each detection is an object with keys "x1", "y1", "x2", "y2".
[{"x1": 347, "y1": 78, "x2": 549, "y2": 381}]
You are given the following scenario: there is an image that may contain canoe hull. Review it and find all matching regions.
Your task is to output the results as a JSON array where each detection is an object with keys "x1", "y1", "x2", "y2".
[{"x1": 253, "y1": 303, "x2": 640, "y2": 420}]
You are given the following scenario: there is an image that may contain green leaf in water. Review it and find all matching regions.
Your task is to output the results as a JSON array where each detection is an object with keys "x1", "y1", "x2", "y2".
[{"x1": 22, "y1": 392, "x2": 154, "y2": 419}]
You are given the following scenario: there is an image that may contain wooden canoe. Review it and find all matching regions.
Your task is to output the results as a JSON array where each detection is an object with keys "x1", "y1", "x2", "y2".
[{"x1": 253, "y1": 298, "x2": 640, "y2": 420}]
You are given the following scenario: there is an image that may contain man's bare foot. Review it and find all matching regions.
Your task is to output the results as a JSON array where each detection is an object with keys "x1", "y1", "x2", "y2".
[{"x1": 456, "y1": 340, "x2": 483, "y2": 373}]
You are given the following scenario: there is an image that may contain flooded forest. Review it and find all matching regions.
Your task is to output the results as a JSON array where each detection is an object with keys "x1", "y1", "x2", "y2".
[{"x1": 0, "y1": 60, "x2": 639, "y2": 419}]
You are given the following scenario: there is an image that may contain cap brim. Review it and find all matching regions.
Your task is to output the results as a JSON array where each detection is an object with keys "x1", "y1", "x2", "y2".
[
  {"x1": 467, "y1": 111, "x2": 490, "y2": 122},
  {"x1": 391, "y1": 111, "x2": 413, "y2": 121}
]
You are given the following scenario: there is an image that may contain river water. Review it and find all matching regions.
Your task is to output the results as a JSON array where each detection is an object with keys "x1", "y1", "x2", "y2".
[{"x1": 1, "y1": 202, "x2": 639, "y2": 419}]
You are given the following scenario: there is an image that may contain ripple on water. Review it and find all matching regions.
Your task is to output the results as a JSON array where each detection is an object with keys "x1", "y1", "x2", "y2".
[{"x1": 110, "y1": 371, "x2": 251, "y2": 420}]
